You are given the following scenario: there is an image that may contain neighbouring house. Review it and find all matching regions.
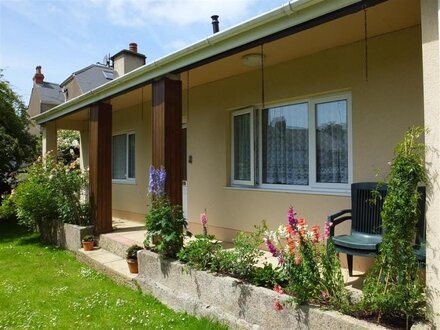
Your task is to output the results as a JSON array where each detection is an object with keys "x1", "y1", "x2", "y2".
[
  {"x1": 27, "y1": 66, "x2": 64, "y2": 135},
  {"x1": 30, "y1": 0, "x2": 440, "y2": 326}
]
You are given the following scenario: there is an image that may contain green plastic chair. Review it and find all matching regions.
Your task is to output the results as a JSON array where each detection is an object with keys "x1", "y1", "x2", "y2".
[
  {"x1": 328, "y1": 183, "x2": 426, "y2": 276},
  {"x1": 328, "y1": 182, "x2": 387, "y2": 276}
]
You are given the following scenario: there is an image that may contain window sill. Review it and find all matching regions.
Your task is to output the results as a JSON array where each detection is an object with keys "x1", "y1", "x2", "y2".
[
  {"x1": 112, "y1": 179, "x2": 136, "y2": 185},
  {"x1": 224, "y1": 185, "x2": 350, "y2": 197}
]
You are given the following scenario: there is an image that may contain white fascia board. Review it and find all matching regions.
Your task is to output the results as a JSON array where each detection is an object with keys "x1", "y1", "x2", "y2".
[{"x1": 34, "y1": 0, "x2": 360, "y2": 125}]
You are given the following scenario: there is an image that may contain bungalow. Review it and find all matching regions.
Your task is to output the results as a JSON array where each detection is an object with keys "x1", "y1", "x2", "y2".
[{"x1": 31, "y1": 0, "x2": 440, "y2": 326}]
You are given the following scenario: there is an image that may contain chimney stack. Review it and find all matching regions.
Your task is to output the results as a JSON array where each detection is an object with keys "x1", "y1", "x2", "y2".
[
  {"x1": 129, "y1": 42, "x2": 138, "y2": 53},
  {"x1": 111, "y1": 42, "x2": 146, "y2": 78},
  {"x1": 33, "y1": 65, "x2": 44, "y2": 84},
  {"x1": 211, "y1": 15, "x2": 220, "y2": 34}
]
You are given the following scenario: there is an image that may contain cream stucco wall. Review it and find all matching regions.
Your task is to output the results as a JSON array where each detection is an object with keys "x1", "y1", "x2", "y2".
[
  {"x1": 185, "y1": 26, "x2": 423, "y2": 242},
  {"x1": 421, "y1": 0, "x2": 440, "y2": 326},
  {"x1": 111, "y1": 26, "x2": 424, "y2": 253},
  {"x1": 111, "y1": 102, "x2": 151, "y2": 219}
]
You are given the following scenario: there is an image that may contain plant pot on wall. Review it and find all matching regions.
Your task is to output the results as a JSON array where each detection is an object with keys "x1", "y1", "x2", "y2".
[
  {"x1": 126, "y1": 245, "x2": 143, "y2": 274},
  {"x1": 127, "y1": 258, "x2": 139, "y2": 274},
  {"x1": 82, "y1": 235, "x2": 95, "y2": 251}
]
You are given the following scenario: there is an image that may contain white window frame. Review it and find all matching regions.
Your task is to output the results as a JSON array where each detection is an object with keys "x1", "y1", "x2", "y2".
[
  {"x1": 112, "y1": 131, "x2": 136, "y2": 184},
  {"x1": 309, "y1": 93, "x2": 352, "y2": 191},
  {"x1": 231, "y1": 92, "x2": 352, "y2": 195},
  {"x1": 231, "y1": 108, "x2": 255, "y2": 186}
]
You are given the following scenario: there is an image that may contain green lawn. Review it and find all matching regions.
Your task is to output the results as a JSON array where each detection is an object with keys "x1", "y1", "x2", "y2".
[{"x1": 0, "y1": 223, "x2": 227, "y2": 329}]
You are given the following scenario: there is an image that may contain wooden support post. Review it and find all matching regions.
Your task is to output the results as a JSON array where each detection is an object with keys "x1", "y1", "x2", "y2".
[
  {"x1": 89, "y1": 103, "x2": 112, "y2": 234},
  {"x1": 152, "y1": 77, "x2": 182, "y2": 206}
]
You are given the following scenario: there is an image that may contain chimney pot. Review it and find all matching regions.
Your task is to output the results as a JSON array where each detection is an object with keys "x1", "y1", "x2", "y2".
[
  {"x1": 211, "y1": 15, "x2": 220, "y2": 34},
  {"x1": 33, "y1": 65, "x2": 45, "y2": 84},
  {"x1": 129, "y1": 42, "x2": 138, "y2": 53}
]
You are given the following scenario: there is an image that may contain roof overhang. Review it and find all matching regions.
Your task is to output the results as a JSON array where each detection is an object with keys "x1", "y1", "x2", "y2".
[{"x1": 34, "y1": 0, "x2": 384, "y2": 125}]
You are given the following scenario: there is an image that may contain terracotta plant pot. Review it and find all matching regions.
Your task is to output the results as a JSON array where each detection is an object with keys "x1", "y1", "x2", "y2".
[
  {"x1": 127, "y1": 258, "x2": 138, "y2": 274},
  {"x1": 82, "y1": 241, "x2": 94, "y2": 251}
]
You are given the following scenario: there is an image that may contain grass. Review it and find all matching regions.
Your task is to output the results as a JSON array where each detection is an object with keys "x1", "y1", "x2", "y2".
[{"x1": 0, "y1": 222, "x2": 227, "y2": 330}]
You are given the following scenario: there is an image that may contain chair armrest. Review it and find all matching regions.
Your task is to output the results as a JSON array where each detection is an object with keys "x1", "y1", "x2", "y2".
[{"x1": 327, "y1": 209, "x2": 351, "y2": 236}]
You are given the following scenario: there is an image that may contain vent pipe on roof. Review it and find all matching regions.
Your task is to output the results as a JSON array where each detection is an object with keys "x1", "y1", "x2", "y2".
[
  {"x1": 211, "y1": 15, "x2": 220, "y2": 34},
  {"x1": 33, "y1": 66, "x2": 44, "y2": 85}
]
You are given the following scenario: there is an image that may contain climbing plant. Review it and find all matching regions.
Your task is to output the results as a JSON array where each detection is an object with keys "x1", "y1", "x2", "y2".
[{"x1": 361, "y1": 127, "x2": 427, "y2": 324}]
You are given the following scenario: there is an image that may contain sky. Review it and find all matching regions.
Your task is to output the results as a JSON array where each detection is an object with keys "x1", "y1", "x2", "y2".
[{"x1": 0, "y1": 0, "x2": 284, "y2": 105}]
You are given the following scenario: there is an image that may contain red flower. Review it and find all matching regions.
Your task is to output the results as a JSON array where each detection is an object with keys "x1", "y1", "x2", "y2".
[
  {"x1": 311, "y1": 225, "x2": 320, "y2": 243},
  {"x1": 274, "y1": 300, "x2": 283, "y2": 311},
  {"x1": 273, "y1": 284, "x2": 284, "y2": 294}
]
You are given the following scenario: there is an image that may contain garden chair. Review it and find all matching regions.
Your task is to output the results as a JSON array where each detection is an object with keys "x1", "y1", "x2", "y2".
[
  {"x1": 327, "y1": 182, "x2": 387, "y2": 277},
  {"x1": 328, "y1": 183, "x2": 426, "y2": 276}
]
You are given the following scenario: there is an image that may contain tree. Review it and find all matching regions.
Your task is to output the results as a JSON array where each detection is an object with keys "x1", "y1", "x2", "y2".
[{"x1": 0, "y1": 70, "x2": 38, "y2": 195}]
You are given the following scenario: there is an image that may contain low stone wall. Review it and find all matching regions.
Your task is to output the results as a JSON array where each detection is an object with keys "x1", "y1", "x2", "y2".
[
  {"x1": 56, "y1": 223, "x2": 94, "y2": 252},
  {"x1": 136, "y1": 250, "x2": 386, "y2": 330}
]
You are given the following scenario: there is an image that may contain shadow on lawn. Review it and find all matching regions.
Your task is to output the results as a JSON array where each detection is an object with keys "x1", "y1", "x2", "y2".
[{"x1": 0, "y1": 222, "x2": 55, "y2": 249}]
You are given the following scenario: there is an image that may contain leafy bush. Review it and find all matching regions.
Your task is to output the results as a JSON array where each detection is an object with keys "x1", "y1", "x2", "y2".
[
  {"x1": 145, "y1": 166, "x2": 187, "y2": 258},
  {"x1": 210, "y1": 223, "x2": 266, "y2": 279},
  {"x1": 177, "y1": 237, "x2": 222, "y2": 269},
  {"x1": 361, "y1": 127, "x2": 427, "y2": 322},
  {"x1": 264, "y1": 207, "x2": 349, "y2": 310},
  {"x1": 146, "y1": 196, "x2": 187, "y2": 258},
  {"x1": 250, "y1": 263, "x2": 288, "y2": 289},
  {"x1": 57, "y1": 130, "x2": 80, "y2": 165},
  {"x1": 0, "y1": 194, "x2": 17, "y2": 224},
  {"x1": 13, "y1": 153, "x2": 90, "y2": 242}
]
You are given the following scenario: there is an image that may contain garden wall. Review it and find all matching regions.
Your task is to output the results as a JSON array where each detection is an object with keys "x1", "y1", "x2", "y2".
[
  {"x1": 56, "y1": 223, "x2": 94, "y2": 252},
  {"x1": 136, "y1": 250, "x2": 386, "y2": 330}
]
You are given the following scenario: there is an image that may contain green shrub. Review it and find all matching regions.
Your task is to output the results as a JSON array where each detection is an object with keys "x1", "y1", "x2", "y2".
[
  {"x1": 13, "y1": 153, "x2": 89, "y2": 242},
  {"x1": 361, "y1": 127, "x2": 427, "y2": 322},
  {"x1": 210, "y1": 223, "x2": 266, "y2": 279},
  {"x1": 177, "y1": 237, "x2": 221, "y2": 269},
  {"x1": 145, "y1": 166, "x2": 187, "y2": 258},
  {"x1": 0, "y1": 194, "x2": 17, "y2": 224},
  {"x1": 145, "y1": 196, "x2": 187, "y2": 258},
  {"x1": 250, "y1": 263, "x2": 288, "y2": 289}
]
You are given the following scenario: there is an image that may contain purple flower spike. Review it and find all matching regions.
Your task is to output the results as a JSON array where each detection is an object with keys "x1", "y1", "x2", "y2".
[
  {"x1": 157, "y1": 166, "x2": 166, "y2": 197},
  {"x1": 148, "y1": 165, "x2": 167, "y2": 197},
  {"x1": 148, "y1": 165, "x2": 157, "y2": 195},
  {"x1": 265, "y1": 238, "x2": 278, "y2": 257},
  {"x1": 287, "y1": 206, "x2": 297, "y2": 227}
]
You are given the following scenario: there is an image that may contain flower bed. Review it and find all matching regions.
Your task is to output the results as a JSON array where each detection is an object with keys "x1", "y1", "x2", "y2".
[{"x1": 136, "y1": 250, "x2": 386, "y2": 330}]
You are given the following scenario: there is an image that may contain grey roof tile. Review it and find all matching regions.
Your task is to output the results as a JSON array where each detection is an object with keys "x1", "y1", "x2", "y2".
[
  {"x1": 35, "y1": 82, "x2": 64, "y2": 105},
  {"x1": 62, "y1": 64, "x2": 114, "y2": 93}
]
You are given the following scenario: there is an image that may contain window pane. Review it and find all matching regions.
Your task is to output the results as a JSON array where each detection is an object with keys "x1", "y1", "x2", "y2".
[
  {"x1": 112, "y1": 134, "x2": 126, "y2": 179},
  {"x1": 262, "y1": 103, "x2": 308, "y2": 185},
  {"x1": 128, "y1": 134, "x2": 135, "y2": 179},
  {"x1": 316, "y1": 100, "x2": 348, "y2": 183},
  {"x1": 234, "y1": 113, "x2": 251, "y2": 181}
]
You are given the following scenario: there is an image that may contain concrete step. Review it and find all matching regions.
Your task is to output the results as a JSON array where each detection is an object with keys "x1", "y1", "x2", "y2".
[
  {"x1": 98, "y1": 230, "x2": 145, "y2": 258},
  {"x1": 76, "y1": 247, "x2": 138, "y2": 289}
]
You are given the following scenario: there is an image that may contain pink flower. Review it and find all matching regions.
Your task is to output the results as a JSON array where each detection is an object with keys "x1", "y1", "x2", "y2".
[
  {"x1": 274, "y1": 300, "x2": 283, "y2": 311},
  {"x1": 200, "y1": 210, "x2": 208, "y2": 237},
  {"x1": 295, "y1": 255, "x2": 301, "y2": 265},
  {"x1": 324, "y1": 221, "x2": 332, "y2": 240},
  {"x1": 200, "y1": 212, "x2": 207, "y2": 226}
]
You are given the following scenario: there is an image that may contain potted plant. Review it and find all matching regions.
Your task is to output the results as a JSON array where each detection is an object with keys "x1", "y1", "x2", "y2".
[
  {"x1": 82, "y1": 235, "x2": 95, "y2": 251},
  {"x1": 126, "y1": 245, "x2": 143, "y2": 274}
]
